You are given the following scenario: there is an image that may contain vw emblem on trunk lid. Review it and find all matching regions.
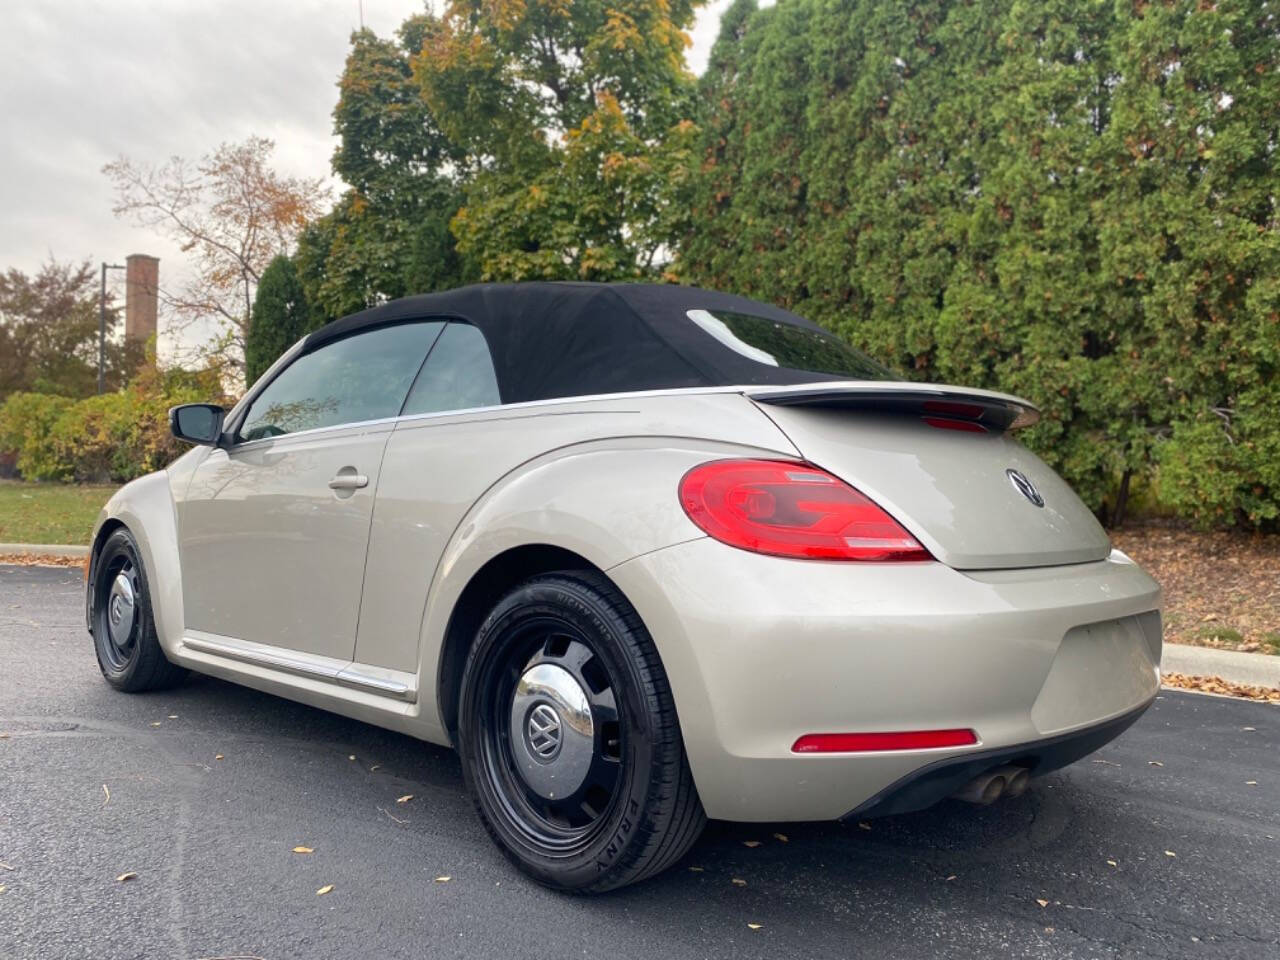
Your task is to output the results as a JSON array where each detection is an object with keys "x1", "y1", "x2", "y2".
[{"x1": 1006, "y1": 469, "x2": 1045, "y2": 507}]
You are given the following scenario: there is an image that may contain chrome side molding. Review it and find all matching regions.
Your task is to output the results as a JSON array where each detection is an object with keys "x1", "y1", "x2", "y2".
[{"x1": 181, "y1": 634, "x2": 415, "y2": 702}]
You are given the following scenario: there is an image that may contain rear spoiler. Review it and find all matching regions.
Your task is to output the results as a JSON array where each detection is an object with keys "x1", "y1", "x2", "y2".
[{"x1": 747, "y1": 381, "x2": 1040, "y2": 432}]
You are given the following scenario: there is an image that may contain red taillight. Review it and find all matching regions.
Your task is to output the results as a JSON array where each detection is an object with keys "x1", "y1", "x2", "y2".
[
  {"x1": 922, "y1": 416, "x2": 988, "y2": 433},
  {"x1": 792, "y1": 729, "x2": 978, "y2": 753},
  {"x1": 678, "y1": 459, "x2": 931, "y2": 561}
]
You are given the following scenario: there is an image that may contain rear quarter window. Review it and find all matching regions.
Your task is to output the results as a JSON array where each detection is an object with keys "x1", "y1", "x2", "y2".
[{"x1": 686, "y1": 308, "x2": 892, "y2": 380}]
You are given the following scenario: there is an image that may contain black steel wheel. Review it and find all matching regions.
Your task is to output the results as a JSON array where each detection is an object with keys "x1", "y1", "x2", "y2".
[
  {"x1": 90, "y1": 528, "x2": 186, "y2": 692},
  {"x1": 458, "y1": 570, "x2": 705, "y2": 892}
]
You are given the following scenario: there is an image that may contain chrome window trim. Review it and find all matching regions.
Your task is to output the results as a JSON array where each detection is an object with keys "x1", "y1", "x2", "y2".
[
  {"x1": 224, "y1": 384, "x2": 757, "y2": 451},
  {"x1": 222, "y1": 380, "x2": 1032, "y2": 452}
]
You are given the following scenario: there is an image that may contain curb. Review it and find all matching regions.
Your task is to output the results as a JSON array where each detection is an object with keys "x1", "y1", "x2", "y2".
[
  {"x1": 1163, "y1": 643, "x2": 1280, "y2": 689},
  {"x1": 0, "y1": 543, "x2": 90, "y2": 559}
]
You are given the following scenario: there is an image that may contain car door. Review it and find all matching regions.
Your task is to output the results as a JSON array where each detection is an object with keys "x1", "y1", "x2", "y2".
[
  {"x1": 353, "y1": 321, "x2": 504, "y2": 675},
  {"x1": 177, "y1": 321, "x2": 445, "y2": 663}
]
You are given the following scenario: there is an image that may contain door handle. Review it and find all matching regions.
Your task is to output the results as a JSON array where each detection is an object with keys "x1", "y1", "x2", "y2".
[{"x1": 328, "y1": 472, "x2": 369, "y2": 491}]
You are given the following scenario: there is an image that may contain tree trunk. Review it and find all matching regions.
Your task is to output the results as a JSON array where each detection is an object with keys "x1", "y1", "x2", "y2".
[{"x1": 1112, "y1": 470, "x2": 1133, "y2": 528}]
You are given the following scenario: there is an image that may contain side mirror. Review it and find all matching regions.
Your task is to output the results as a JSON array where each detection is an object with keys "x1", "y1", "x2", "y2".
[{"x1": 169, "y1": 403, "x2": 225, "y2": 446}]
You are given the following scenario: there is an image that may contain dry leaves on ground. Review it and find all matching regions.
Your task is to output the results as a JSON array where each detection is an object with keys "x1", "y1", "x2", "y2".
[
  {"x1": 0, "y1": 553, "x2": 84, "y2": 568},
  {"x1": 316, "y1": 884, "x2": 334, "y2": 896},
  {"x1": 1112, "y1": 525, "x2": 1280, "y2": 653},
  {"x1": 1163, "y1": 672, "x2": 1280, "y2": 703}
]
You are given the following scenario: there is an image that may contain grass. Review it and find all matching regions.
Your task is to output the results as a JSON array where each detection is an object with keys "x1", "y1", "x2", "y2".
[
  {"x1": 0, "y1": 480, "x2": 118, "y2": 545},
  {"x1": 1195, "y1": 624, "x2": 1245, "y2": 645}
]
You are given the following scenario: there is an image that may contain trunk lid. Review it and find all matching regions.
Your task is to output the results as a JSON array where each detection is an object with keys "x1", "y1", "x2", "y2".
[{"x1": 750, "y1": 382, "x2": 1110, "y2": 570}]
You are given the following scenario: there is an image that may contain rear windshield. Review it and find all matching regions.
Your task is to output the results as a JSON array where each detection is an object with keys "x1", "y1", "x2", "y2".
[{"x1": 687, "y1": 309, "x2": 893, "y2": 380}]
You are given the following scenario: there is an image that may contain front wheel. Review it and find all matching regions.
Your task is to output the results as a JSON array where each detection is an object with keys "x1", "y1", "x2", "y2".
[
  {"x1": 458, "y1": 571, "x2": 705, "y2": 892},
  {"x1": 91, "y1": 528, "x2": 186, "y2": 692}
]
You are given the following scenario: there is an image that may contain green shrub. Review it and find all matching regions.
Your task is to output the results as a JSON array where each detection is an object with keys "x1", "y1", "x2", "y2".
[
  {"x1": 0, "y1": 392, "x2": 74, "y2": 480},
  {"x1": 0, "y1": 361, "x2": 227, "y2": 483}
]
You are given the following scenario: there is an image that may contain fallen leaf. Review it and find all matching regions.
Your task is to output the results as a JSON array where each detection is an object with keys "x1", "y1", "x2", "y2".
[
  {"x1": 747, "y1": 923, "x2": 763, "y2": 930},
  {"x1": 773, "y1": 833, "x2": 788, "y2": 843},
  {"x1": 116, "y1": 872, "x2": 137, "y2": 883},
  {"x1": 166, "y1": 715, "x2": 178, "y2": 720},
  {"x1": 348, "y1": 755, "x2": 356, "y2": 761},
  {"x1": 857, "y1": 821, "x2": 872, "y2": 831},
  {"x1": 1106, "y1": 860, "x2": 1117, "y2": 867},
  {"x1": 731, "y1": 878, "x2": 747, "y2": 886},
  {"x1": 688, "y1": 866, "x2": 704, "y2": 872},
  {"x1": 396, "y1": 794, "x2": 413, "y2": 804},
  {"x1": 0, "y1": 862, "x2": 12, "y2": 871},
  {"x1": 945, "y1": 875, "x2": 957, "y2": 882},
  {"x1": 433, "y1": 876, "x2": 451, "y2": 883},
  {"x1": 1164, "y1": 850, "x2": 1176, "y2": 858},
  {"x1": 1044, "y1": 927, "x2": 1055, "y2": 934},
  {"x1": 316, "y1": 884, "x2": 334, "y2": 896},
  {"x1": 1147, "y1": 761, "x2": 1163, "y2": 767},
  {"x1": 742, "y1": 841, "x2": 761, "y2": 848},
  {"x1": 1092, "y1": 759, "x2": 1120, "y2": 766},
  {"x1": 370, "y1": 765, "x2": 381, "y2": 771},
  {"x1": 0, "y1": 885, "x2": 5, "y2": 894},
  {"x1": 149, "y1": 722, "x2": 161, "y2": 727},
  {"x1": 102, "y1": 784, "x2": 110, "y2": 806},
  {"x1": 292, "y1": 846, "x2": 314, "y2": 854},
  {"x1": 1242, "y1": 727, "x2": 1256, "y2": 732},
  {"x1": 214, "y1": 754, "x2": 224, "y2": 761},
  {"x1": 1036, "y1": 899, "x2": 1049, "y2": 908},
  {"x1": 0, "y1": 732, "x2": 8, "y2": 739}
]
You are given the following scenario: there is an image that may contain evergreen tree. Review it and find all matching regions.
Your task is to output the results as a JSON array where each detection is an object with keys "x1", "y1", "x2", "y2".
[
  {"x1": 681, "y1": 0, "x2": 1280, "y2": 527},
  {"x1": 245, "y1": 256, "x2": 317, "y2": 387}
]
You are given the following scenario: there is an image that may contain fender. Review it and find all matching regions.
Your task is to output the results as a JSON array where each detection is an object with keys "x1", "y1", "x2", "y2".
[
  {"x1": 87, "y1": 469, "x2": 186, "y2": 651},
  {"x1": 415, "y1": 434, "x2": 800, "y2": 740}
]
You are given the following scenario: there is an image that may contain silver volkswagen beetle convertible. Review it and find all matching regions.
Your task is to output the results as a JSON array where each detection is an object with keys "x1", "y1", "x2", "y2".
[{"x1": 87, "y1": 282, "x2": 1162, "y2": 891}]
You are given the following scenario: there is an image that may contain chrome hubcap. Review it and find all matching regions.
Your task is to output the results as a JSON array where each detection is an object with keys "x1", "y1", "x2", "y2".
[
  {"x1": 509, "y1": 663, "x2": 594, "y2": 800},
  {"x1": 107, "y1": 571, "x2": 136, "y2": 649}
]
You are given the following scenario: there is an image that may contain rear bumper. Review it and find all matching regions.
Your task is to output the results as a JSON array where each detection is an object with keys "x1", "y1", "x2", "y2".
[
  {"x1": 608, "y1": 539, "x2": 1161, "y2": 822},
  {"x1": 844, "y1": 696, "x2": 1153, "y2": 820}
]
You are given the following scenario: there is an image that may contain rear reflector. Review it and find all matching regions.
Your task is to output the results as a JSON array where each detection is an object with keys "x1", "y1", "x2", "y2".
[
  {"x1": 679, "y1": 459, "x2": 931, "y2": 561},
  {"x1": 792, "y1": 729, "x2": 978, "y2": 753}
]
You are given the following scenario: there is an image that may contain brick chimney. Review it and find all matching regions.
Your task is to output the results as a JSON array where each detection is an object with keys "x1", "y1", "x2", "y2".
[{"x1": 124, "y1": 254, "x2": 159, "y2": 345}]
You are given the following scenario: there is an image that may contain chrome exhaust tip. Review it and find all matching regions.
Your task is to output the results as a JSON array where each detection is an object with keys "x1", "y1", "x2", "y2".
[
  {"x1": 993, "y1": 765, "x2": 1031, "y2": 798},
  {"x1": 951, "y1": 770, "x2": 1006, "y2": 805}
]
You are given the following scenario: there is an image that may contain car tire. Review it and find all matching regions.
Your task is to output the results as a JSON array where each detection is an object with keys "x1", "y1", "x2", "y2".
[
  {"x1": 458, "y1": 570, "x2": 705, "y2": 892},
  {"x1": 91, "y1": 528, "x2": 186, "y2": 692}
]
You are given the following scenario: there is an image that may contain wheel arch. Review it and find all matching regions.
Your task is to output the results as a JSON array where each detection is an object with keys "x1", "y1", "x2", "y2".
[
  {"x1": 436, "y1": 543, "x2": 614, "y2": 741},
  {"x1": 86, "y1": 470, "x2": 185, "y2": 650}
]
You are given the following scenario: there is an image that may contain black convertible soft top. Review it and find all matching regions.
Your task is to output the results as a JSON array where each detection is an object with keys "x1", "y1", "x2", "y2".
[{"x1": 302, "y1": 282, "x2": 883, "y2": 405}]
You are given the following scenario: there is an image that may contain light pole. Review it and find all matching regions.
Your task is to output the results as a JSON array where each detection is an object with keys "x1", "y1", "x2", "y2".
[{"x1": 98, "y1": 262, "x2": 125, "y2": 394}]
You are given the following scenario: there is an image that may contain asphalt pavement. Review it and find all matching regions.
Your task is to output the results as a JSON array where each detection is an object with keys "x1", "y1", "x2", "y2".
[{"x1": 2, "y1": 563, "x2": 1277, "y2": 960}]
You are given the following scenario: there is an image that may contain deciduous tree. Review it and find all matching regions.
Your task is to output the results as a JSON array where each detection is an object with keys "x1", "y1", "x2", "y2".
[
  {"x1": 412, "y1": 0, "x2": 703, "y2": 281},
  {"x1": 104, "y1": 137, "x2": 328, "y2": 379},
  {"x1": 0, "y1": 258, "x2": 140, "y2": 401}
]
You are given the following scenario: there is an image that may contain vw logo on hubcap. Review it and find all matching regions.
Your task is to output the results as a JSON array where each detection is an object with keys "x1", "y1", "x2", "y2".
[
  {"x1": 1006, "y1": 468, "x2": 1045, "y2": 508},
  {"x1": 525, "y1": 703, "x2": 563, "y2": 761}
]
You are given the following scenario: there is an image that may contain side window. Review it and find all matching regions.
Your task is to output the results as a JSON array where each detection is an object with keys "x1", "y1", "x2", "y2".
[
  {"x1": 238, "y1": 321, "x2": 445, "y2": 441},
  {"x1": 401, "y1": 322, "x2": 501, "y2": 416}
]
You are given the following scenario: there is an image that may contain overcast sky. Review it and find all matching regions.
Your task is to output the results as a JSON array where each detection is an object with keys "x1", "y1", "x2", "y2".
[{"x1": 1, "y1": 0, "x2": 736, "y2": 355}]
